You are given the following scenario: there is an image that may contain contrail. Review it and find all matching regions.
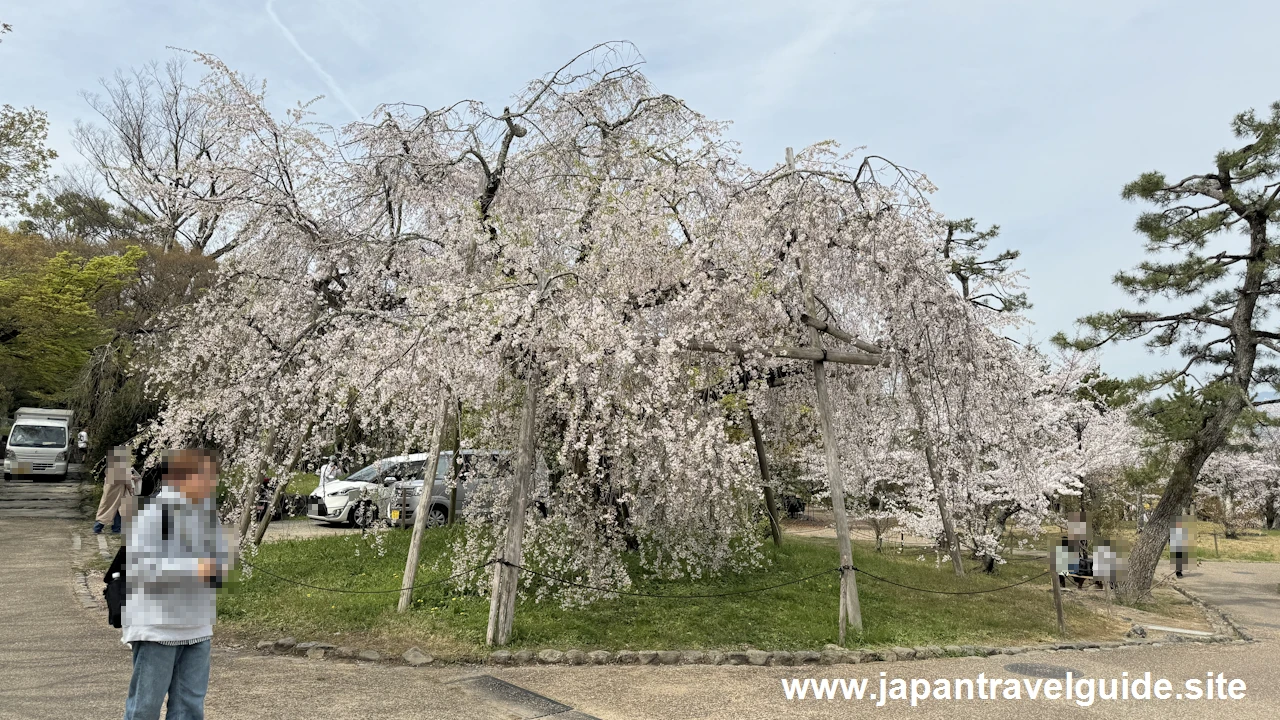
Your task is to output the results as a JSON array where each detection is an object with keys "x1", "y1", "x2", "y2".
[{"x1": 265, "y1": 0, "x2": 363, "y2": 121}]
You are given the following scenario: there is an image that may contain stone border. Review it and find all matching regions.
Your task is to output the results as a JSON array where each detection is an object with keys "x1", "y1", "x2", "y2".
[
  {"x1": 74, "y1": 572, "x2": 106, "y2": 612},
  {"x1": 482, "y1": 634, "x2": 1245, "y2": 667},
  {"x1": 1169, "y1": 583, "x2": 1255, "y2": 642},
  {"x1": 74, "y1": 571, "x2": 1249, "y2": 670}
]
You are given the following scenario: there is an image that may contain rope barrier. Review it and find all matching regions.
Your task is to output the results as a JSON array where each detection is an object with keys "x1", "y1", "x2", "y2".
[
  {"x1": 840, "y1": 565, "x2": 1052, "y2": 595},
  {"x1": 495, "y1": 560, "x2": 836, "y2": 599},
  {"x1": 236, "y1": 558, "x2": 496, "y2": 595},
  {"x1": 233, "y1": 557, "x2": 1052, "y2": 599}
]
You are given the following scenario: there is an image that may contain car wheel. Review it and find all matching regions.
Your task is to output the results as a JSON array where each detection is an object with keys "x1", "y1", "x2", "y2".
[
  {"x1": 426, "y1": 506, "x2": 448, "y2": 527},
  {"x1": 352, "y1": 500, "x2": 379, "y2": 529}
]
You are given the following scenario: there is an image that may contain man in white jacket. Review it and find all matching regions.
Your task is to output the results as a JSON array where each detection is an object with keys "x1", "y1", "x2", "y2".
[{"x1": 121, "y1": 448, "x2": 231, "y2": 720}]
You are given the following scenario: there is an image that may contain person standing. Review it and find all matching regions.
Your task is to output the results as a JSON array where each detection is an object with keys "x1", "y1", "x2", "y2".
[
  {"x1": 121, "y1": 447, "x2": 231, "y2": 720},
  {"x1": 318, "y1": 456, "x2": 341, "y2": 494},
  {"x1": 76, "y1": 429, "x2": 89, "y2": 463},
  {"x1": 94, "y1": 446, "x2": 134, "y2": 534}
]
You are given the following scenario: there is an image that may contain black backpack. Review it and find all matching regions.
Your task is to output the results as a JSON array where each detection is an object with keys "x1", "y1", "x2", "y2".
[{"x1": 103, "y1": 502, "x2": 170, "y2": 628}]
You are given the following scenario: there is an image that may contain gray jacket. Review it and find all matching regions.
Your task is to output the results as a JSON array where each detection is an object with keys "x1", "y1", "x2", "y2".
[{"x1": 123, "y1": 487, "x2": 230, "y2": 630}]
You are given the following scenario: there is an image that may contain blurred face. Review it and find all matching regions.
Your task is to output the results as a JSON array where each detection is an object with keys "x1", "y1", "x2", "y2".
[{"x1": 168, "y1": 450, "x2": 218, "y2": 501}]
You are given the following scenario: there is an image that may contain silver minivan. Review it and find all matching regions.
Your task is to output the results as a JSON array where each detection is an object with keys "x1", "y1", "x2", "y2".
[{"x1": 379, "y1": 450, "x2": 510, "y2": 528}]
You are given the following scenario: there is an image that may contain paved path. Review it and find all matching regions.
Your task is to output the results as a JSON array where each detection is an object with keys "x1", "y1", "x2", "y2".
[
  {"x1": 0, "y1": 518, "x2": 590, "y2": 719},
  {"x1": 1177, "y1": 560, "x2": 1280, "y2": 640},
  {"x1": 0, "y1": 478, "x2": 84, "y2": 520},
  {"x1": 2, "y1": 516, "x2": 1278, "y2": 719}
]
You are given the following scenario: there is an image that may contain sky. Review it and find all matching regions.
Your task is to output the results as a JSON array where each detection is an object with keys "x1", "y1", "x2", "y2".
[{"x1": 3, "y1": 0, "x2": 1278, "y2": 381}]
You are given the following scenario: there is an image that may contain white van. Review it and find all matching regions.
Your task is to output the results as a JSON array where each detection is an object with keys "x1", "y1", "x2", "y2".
[{"x1": 4, "y1": 408, "x2": 74, "y2": 482}]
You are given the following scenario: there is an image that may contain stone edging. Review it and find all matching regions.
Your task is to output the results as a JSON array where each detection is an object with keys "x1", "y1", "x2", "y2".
[
  {"x1": 483, "y1": 634, "x2": 1245, "y2": 668},
  {"x1": 238, "y1": 632, "x2": 1253, "y2": 668},
  {"x1": 74, "y1": 572, "x2": 106, "y2": 612},
  {"x1": 74, "y1": 572, "x2": 1250, "y2": 670},
  {"x1": 1170, "y1": 583, "x2": 1255, "y2": 642}
]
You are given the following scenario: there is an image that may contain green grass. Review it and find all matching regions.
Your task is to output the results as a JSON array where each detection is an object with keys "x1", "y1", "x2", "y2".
[
  {"x1": 217, "y1": 530, "x2": 1118, "y2": 659},
  {"x1": 1188, "y1": 524, "x2": 1280, "y2": 562},
  {"x1": 285, "y1": 472, "x2": 321, "y2": 497}
]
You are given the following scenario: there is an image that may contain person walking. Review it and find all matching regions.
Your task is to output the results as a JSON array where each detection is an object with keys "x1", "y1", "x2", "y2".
[
  {"x1": 93, "y1": 446, "x2": 135, "y2": 534},
  {"x1": 1170, "y1": 515, "x2": 1192, "y2": 578},
  {"x1": 121, "y1": 447, "x2": 231, "y2": 720}
]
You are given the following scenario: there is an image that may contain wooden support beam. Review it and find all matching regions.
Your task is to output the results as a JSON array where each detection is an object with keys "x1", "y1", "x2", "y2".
[
  {"x1": 486, "y1": 363, "x2": 541, "y2": 646},
  {"x1": 799, "y1": 313, "x2": 883, "y2": 355},
  {"x1": 399, "y1": 393, "x2": 452, "y2": 613},
  {"x1": 789, "y1": 146, "x2": 863, "y2": 640}
]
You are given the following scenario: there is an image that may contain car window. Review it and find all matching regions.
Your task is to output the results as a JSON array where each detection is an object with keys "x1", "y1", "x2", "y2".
[
  {"x1": 394, "y1": 460, "x2": 426, "y2": 482},
  {"x1": 9, "y1": 425, "x2": 66, "y2": 448},
  {"x1": 343, "y1": 463, "x2": 379, "y2": 483}
]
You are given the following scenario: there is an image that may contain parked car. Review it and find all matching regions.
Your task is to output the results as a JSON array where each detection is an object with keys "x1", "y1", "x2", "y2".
[
  {"x1": 380, "y1": 450, "x2": 510, "y2": 528},
  {"x1": 307, "y1": 454, "x2": 430, "y2": 527}
]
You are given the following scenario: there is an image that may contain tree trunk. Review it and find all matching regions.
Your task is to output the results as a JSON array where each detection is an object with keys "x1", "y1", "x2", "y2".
[
  {"x1": 982, "y1": 504, "x2": 1018, "y2": 574},
  {"x1": 1120, "y1": 402, "x2": 1243, "y2": 600},
  {"x1": 746, "y1": 407, "x2": 782, "y2": 547},
  {"x1": 904, "y1": 373, "x2": 965, "y2": 577},
  {"x1": 1121, "y1": 219, "x2": 1268, "y2": 600},
  {"x1": 486, "y1": 363, "x2": 540, "y2": 646},
  {"x1": 251, "y1": 422, "x2": 314, "y2": 546},
  {"x1": 397, "y1": 393, "x2": 452, "y2": 613},
  {"x1": 237, "y1": 429, "x2": 276, "y2": 544}
]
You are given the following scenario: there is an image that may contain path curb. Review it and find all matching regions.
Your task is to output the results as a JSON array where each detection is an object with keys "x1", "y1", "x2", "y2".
[{"x1": 1170, "y1": 582, "x2": 1255, "y2": 642}]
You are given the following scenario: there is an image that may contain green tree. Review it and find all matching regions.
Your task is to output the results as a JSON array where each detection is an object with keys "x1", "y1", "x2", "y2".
[
  {"x1": 1059, "y1": 101, "x2": 1280, "y2": 600},
  {"x1": 19, "y1": 188, "x2": 153, "y2": 244},
  {"x1": 941, "y1": 218, "x2": 1030, "y2": 313},
  {"x1": 0, "y1": 23, "x2": 58, "y2": 213},
  {"x1": 0, "y1": 228, "x2": 144, "y2": 412}
]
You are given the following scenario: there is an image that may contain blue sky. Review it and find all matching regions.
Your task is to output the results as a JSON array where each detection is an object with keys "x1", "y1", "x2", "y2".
[{"x1": 3, "y1": 0, "x2": 1278, "y2": 381}]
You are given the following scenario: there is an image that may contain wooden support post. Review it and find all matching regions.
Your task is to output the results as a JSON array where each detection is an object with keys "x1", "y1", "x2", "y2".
[
  {"x1": 398, "y1": 393, "x2": 451, "y2": 613},
  {"x1": 747, "y1": 407, "x2": 782, "y2": 547},
  {"x1": 487, "y1": 363, "x2": 541, "y2": 646},
  {"x1": 1054, "y1": 571, "x2": 1064, "y2": 632},
  {"x1": 448, "y1": 398, "x2": 462, "y2": 525},
  {"x1": 1213, "y1": 532, "x2": 1219, "y2": 558},
  {"x1": 399, "y1": 484, "x2": 408, "y2": 528},
  {"x1": 1050, "y1": 542, "x2": 1067, "y2": 635},
  {"x1": 789, "y1": 147, "x2": 863, "y2": 640}
]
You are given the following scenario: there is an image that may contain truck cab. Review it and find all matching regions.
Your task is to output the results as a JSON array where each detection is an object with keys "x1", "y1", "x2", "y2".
[{"x1": 4, "y1": 408, "x2": 74, "y2": 482}]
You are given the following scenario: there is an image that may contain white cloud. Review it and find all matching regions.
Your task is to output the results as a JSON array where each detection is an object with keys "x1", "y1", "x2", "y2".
[{"x1": 264, "y1": 0, "x2": 363, "y2": 121}]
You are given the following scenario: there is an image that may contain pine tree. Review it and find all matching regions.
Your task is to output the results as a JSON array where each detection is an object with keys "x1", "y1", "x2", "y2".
[{"x1": 1060, "y1": 101, "x2": 1280, "y2": 599}]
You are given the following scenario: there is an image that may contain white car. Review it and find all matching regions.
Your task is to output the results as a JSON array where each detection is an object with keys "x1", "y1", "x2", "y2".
[{"x1": 307, "y1": 454, "x2": 432, "y2": 527}]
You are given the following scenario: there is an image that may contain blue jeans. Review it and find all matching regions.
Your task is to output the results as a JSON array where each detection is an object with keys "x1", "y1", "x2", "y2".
[
  {"x1": 123, "y1": 640, "x2": 211, "y2": 720},
  {"x1": 95, "y1": 512, "x2": 122, "y2": 534}
]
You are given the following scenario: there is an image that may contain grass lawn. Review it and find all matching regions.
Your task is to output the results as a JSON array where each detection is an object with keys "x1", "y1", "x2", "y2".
[
  {"x1": 285, "y1": 472, "x2": 321, "y2": 497},
  {"x1": 217, "y1": 529, "x2": 1124, "y2": 660},
  {"x1": 1186, "y1": 524, "x2": 1280, "y2": 562}
]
